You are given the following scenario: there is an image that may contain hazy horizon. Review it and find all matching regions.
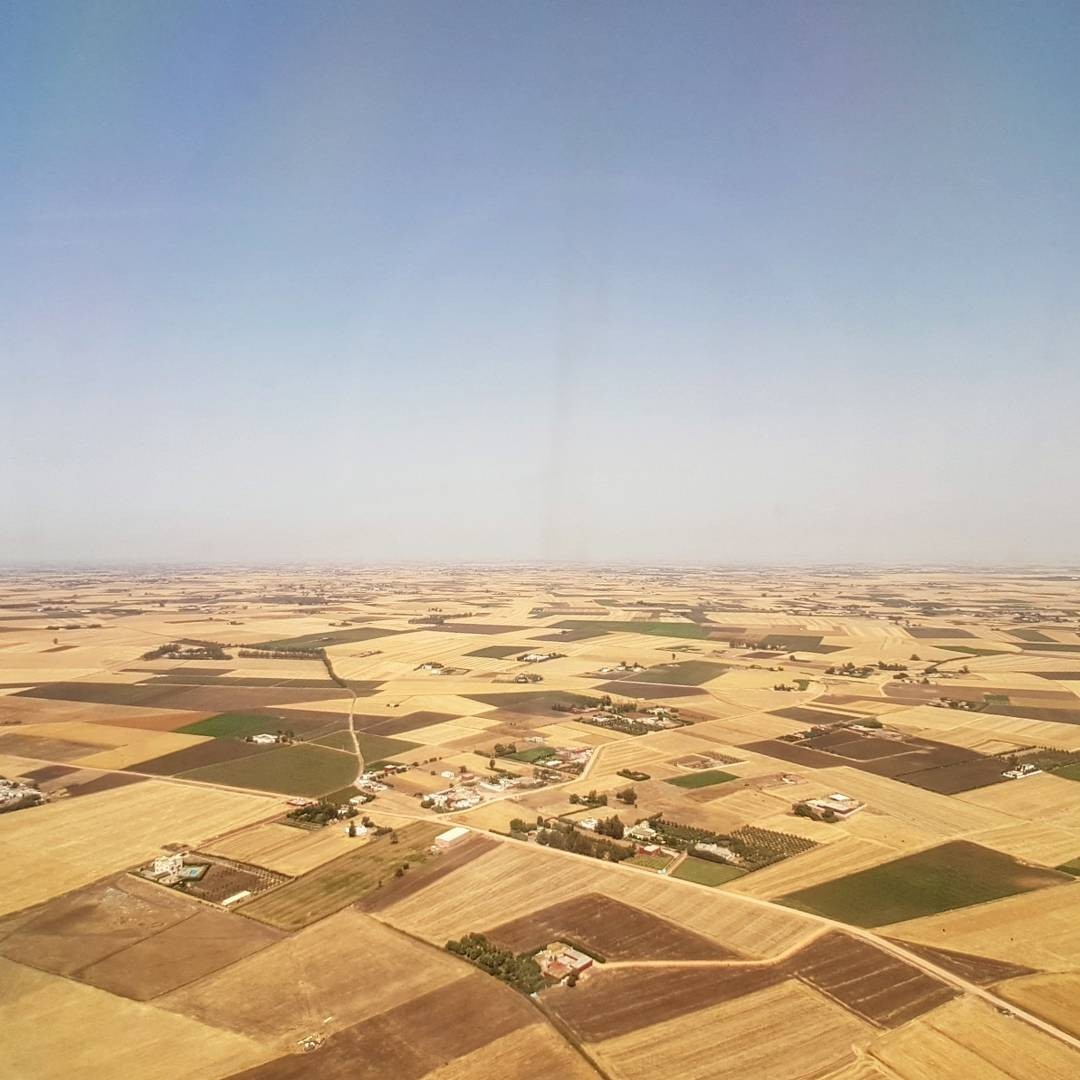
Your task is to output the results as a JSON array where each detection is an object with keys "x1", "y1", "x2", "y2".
[{"x1": 4, "y1": 2, "x2": 1079, "y2": 565}]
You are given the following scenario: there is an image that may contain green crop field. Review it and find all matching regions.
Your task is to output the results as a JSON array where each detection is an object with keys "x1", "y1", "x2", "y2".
[
  {"x1": 250, "y1": 626, "x2": 405, "y2": 650},
  {"x1": 665, "y1": 769, "x2": 737, "y2": 789},
  {"x1": 239, "y1": 822, "x2": 443, "y2": 930},
  {"x1": 1052, "y1": 763, "x2": 1080, "y2": 782},
  {"x1": 313, "y1": 729, "x2": 419, "y2": 763},
  {"x1": 552, "y1": 619, "x2": 712, "y2": 640},
  {"x1": 672, "y1": 857, "x2": 746, "y2": 886},
  {"x1": 180, "y1": 743, "x2": 358, "y2": 797},
  {"x1": 1057, "y1": 857, "x2": 1080, "y2": 877},
  {"x1": 625, "y1": 661, "x2": 730, "y2": 686},
  {"x1": 176, "y1": 712, "x2": 285, "y2": 739},
  {"x1": 506, "y1": 746, "x2": 556, "y2": 764},
  {"x1": 626, "y1": 852, "x2": 673, "y2": 871},
  {"x1": 778, "y1": 840, "x2": 1070, "y2": 927}
]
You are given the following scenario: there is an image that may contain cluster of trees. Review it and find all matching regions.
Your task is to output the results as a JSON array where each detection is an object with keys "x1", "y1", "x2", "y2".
[
  {"x1": 824, "y1": 662, "x2": 876, "y2": 678},
  {"x1": 492, "y1": 742, "x2": 517, "y2": 756},
  {"x1": 534, "y1": 822, "x2": 634, "y2": 863},
  {"x1": 142, "y1": 642, "x2": 231, "y2": 661},
  {"x1": 615, "y1": 786, "x2": 637, "y2": 805},
  {"x1": 445, "y1": 933, "x2": 545, "y2": 995},
  {"x1": 568, "y1": 789, "x2": 607, "y2": 807},
  {"x1": 593, "y1": 814, "x2": 625, "y2": 839},
  {"x1": 239, "y1": 648, "x2": 322, "y2": 660},
  {"x1": 617, "y1": 768, "x2": 650, "y2": 781},
  {"x1": 287, "y1": 800, "x2": 357, "y2": 826}
]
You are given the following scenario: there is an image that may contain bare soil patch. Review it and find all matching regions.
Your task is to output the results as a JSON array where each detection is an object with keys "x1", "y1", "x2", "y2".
[
  {"x1": 485, "y1": 892, "x2": 738, "y2": 961},
  {"x1": 226, "y1": 972, "x2": 536, "y2": 1080},
  {"x1": 546, "y1": 965, "x2": 787, "y2": 1041},
  {"x1": 79, "y1": 907, "x2": 284, "y2": 1000},
  {"x1": 884, "y1": 938, "x2": 1039, "y2": 985},
  {"x1": 0, "y1": 731, "x2": 102, "y2": 762},
  {"x1": 787, "y1": 931, "x2": 956, "y2": 1027}
]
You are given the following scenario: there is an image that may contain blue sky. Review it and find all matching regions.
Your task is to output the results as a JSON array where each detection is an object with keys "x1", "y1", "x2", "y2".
[{"x1": 3, "y1": 1, "x2": 1079, "y2": 564}]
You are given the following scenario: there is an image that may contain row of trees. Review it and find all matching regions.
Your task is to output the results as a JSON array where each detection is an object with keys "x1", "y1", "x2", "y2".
[
  {"x1": 534, "y1": 822, "x2": 634, "y2": 862},
  {"x1": 445, "y1": 933, "x2": 545, "y2": 994}
]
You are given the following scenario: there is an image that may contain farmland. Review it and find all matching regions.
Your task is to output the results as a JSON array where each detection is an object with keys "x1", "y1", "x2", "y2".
[
  {"x1": 779, "y1": 841, "x2": 1071, "y2": 927},
  {"x1": 3, "y1": 565, "x2": 1080, "y2": 1078},
  {"x1": 240, "y1": 822, "x2": 443, "y2": 930},
  {"x1": 180, "y1": 743, "x2": 359, "y2": 797}
]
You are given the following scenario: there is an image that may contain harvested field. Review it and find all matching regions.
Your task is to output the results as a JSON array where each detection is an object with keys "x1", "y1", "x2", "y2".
[
  {"x1": 725, "y1": 837, "x2": 897, "y2": 899},
  {"x1": 161, "y1": 908, "x2": 466, "y2": 1048},
  {"x1": 0, "y1": 781, "x2": 280, "y2": 916},
  {"x1": 227, "y1": 972, "x2": 541, "y2": 1080},
  {"x1": 79, "y1": 906, "x2": 284, "y2": 1000},
  {"x1": 553, "y1": 619, "x2": 711, "y2": 639},
  {"x1": 867, "y1": 995, "x2": 1080, "y2": 1080},
  {"x1": 546, "y1": 963, "x2": 788, "y2": 1041},
  {"x1": 378, "y1": 841, "x2": 816, "y2": 959},
  {"x1": 969, "y1": 821, "x2": 1080, "y2": 867},
  {"x1": 435, "y1": 622, "x2": 526, "y2": 634},
  {"x1": 420, "y1": 1022, "x2": 597, "y2": 1080},
  {"x1": 0, "y1": 958, "x2": 271, "y2": 1080},
  {"x1": 594, "y1": 680, "x2": 706, "y2": 698},
  {"x1": 779, "y1": 840, "x2": 1071, "y2": 927},
  {"x1": 789, "y1": 931, "x2": 957, "y2": 1027},
  {"x1": 240, "y1": 821, "x2": 443, "y2": 930},
  {"x1": 0, "y1": 730, "x2": 102, "y2": 761},
  {"x1": 885, "y1": 939, "x2": 1038, "y2": 985},
  {"x1": 0, "y1": 874, "x2": 199, "y2": 975},
  {"x1": 996, "y1": 972, "x2": 1080, "y2": 1037},
  {"x1": 885, "y1": 884, "x2": 1080, "y2": 970},
  {"x1": 202, "y1": 821, "x2": 361, "y2": 876},
  {"x1": 357, "y1": 833, "x2": 499, "y2": 912},
  {"x1": 563, "y1": 978, "x2": 870, "y2": 1080},
  {"x1": 484, "y1": 892, "x2": 737, "y2": 960},
  {"x1": 14, "y1": 681, "x2": 348, "y2": 711},
  {"x1": 180, "y1": 743, "x2": 358, "y2": 797}
]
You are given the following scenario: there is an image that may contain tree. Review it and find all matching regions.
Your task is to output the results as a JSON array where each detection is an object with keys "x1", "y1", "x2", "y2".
[
  {"x1": 347, "y1": 821, "x2": 357, "y2": 837},
  {"x1": 616, "y1": 786, "x2": 637, "y2": 806}
]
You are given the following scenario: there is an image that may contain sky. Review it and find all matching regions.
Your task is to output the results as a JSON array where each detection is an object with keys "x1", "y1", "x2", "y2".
[{"x1": 2, "y1": 1, "x2": 1079, "y2": 566}]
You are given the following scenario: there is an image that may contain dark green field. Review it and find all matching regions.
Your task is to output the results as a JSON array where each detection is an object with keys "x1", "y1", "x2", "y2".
[
  {"x1": 1053, "y1": 763, "x2": 1080, "y2": 782},
  {"x1": 177, "y1": 712, "x2": 284, "y2": 739},
  {"x1": 1057, "y1": 857, "x2": 1080, "y2": 877},
  {"x1": 623, "y1": 661, "x2": 729, "y2": 686},
  {"x1": 672, "y1": 857, "x2": 746, "y2": 886},
  {"x1": 181, "y1": 743, "x2": 358, "y2": 797},
  {"x1": 314, "y1": 729, "x2": 420, "y2": 763},
  {"x1": 779, "y1": 841, "x2": 1070, "y2": 927},
  {"x1": 665, "y1": 769, "x2": 737, "y2": 789},
  {"x1": 505, "y1": 746, "x2": 555, "y2": 763},
  {"x1": 552, "y1": 620, "x2": 712, "y2": 640},
  {"x1": 250, "y1": 627, "x2": 406, "y2": 650}
]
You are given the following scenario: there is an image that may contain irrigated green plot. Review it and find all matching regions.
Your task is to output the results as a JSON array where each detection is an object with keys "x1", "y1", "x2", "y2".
[
  {"x1": 176, "y1": 712, "x2": 283, "y2": 738},
  {"x1": 250, "y1": 627, "x2": 405, "y2": 650},
  {"x1": 239, "y1": 821, "x2": 443, "y2": 930},
  {"x1": 625, "y1": 661, "x2": 730, "y2": 686},
  {"x1": 552, "y1": 619, "x2": 711, "y2": 640},
  {"x1": 313, "y1": 729, "x2": 419, "y2": 763},
  {"x1": 626, "y1": 852, "x2": 673, "y2": 871},
  {"x1": 665, "y1": 769, "x2": 737, "y2": 789},
  {"x1": 180, "y1": 743, "x2": 358, "y2": 797},
  {"x1": 672, "y1": 857, "x2": 747, "y2": 886},
  {"x1": 778, "y1": 840, "x2": 1071, "y2": 928},
  {"x1": 505, "y1": 746, "x2": 556, "y2": 764},
  {"x1": 1053, "y1": 763, "x2": 1080, "y2": 782}
]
